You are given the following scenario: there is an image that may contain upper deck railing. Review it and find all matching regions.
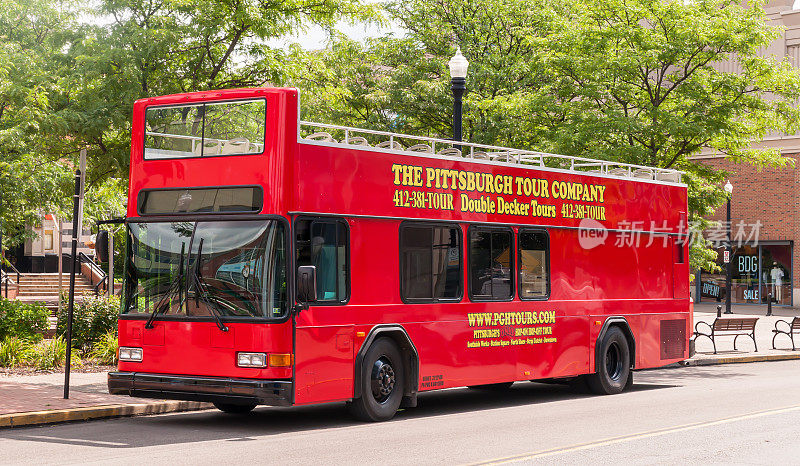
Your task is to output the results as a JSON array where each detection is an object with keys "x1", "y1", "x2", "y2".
[{"x1": 299, "y1": 121, "x2": 684, "y2": 185}]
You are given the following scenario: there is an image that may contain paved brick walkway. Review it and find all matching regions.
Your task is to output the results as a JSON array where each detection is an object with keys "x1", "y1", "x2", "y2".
[{"x1": 0, "y1": 372, "x2": 150, "y2": 416}]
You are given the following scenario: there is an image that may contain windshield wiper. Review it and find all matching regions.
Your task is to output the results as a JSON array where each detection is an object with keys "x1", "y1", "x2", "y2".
[
  {"x1": 145, "y1": 242, "x2": 187, "y2": 329},
  {"x1": 191, "y1": 238, "x2": 229, "y2": 332}
]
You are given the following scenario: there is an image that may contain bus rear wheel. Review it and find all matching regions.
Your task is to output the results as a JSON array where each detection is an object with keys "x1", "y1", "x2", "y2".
[
  {"x1": 213, "y1": 402, "x2": 257, "y2": 414},
  {"x1": 587, "y1": 327, "x2": 631, "y2": 395},
  {"x1": 348, "y1": 337, "x2": 405, "y2": 422}
]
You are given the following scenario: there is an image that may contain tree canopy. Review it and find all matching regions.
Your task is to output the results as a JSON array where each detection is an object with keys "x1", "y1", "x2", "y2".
[
  {"x1": 294, "y1": 0, "x2": 800, "y2": 270},
  {"x1": 0, "y1": 0, "x2": 377, "y2": 247},
  {"x1": 2, "y1": 0, "x2": 799, "y2": 271}
]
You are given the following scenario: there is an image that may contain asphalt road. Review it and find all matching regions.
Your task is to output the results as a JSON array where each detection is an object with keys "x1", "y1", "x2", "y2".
[{"x1": 2, "y1": 361, "x2": 800, "y2": 465}]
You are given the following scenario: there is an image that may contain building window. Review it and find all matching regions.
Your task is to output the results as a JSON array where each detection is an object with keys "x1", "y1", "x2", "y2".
[
  {"x1": 519, "y1": 229, "x2": 549, "y2": 300},
  {"x1": 399, "y1": 224, "x2": 462, "y2": 302},
  {"x1": 469, "y1": 227, "x2": 513, "y2": 301},
  {"x1": 295, "y1": 218, "x2": 349, "y2": 303},
  {"x1": 761, "y1": 244, "x2": 792, "y2": 306},
  {"x1": 44, "y1": 231, "x2": 54, "y2": 251},
  {"x1": 700, "y1": 242, "x2": 793, "y2": 306}
]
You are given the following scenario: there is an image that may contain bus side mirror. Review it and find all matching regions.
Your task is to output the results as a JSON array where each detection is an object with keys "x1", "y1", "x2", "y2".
[
  {"x1": 96, "y1": 230, "x2": 109, "y2": 263},
  {"x1": 296, "y1": 265, "x2": 318, "y2": 305}
]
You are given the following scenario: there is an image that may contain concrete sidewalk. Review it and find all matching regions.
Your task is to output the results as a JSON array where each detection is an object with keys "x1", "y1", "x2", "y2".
[
  {"x1": 687, "y1": 302, "x2": 800, "y2": 366},
  {"x1": 0, "y1": 371, "x2": 210, "y2": 428},
  {"x1": 1, "y1": 302, "x2": 798, "y2": 429}
]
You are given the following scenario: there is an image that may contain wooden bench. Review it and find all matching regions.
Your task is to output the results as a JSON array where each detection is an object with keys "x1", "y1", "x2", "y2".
[
  {"x1": 772, "y1": 316, "x2": 800, "y2": 351},
  {"x1": 693, "y1": 317, "x2": 759, "y2": 354}
]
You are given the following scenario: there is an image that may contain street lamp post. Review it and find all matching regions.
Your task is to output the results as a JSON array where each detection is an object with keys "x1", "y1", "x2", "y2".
[
  {"x1": 724, "y1": 181, "x2": 734, "y2": 315},
  {"x1": 448, "y1": 48, "x2": 469, "y2": 142}
]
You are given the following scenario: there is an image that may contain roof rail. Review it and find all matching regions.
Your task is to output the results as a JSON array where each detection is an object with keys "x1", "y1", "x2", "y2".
[{"x1": 299, "y1": 121, "x2": 684, "y2": 184}]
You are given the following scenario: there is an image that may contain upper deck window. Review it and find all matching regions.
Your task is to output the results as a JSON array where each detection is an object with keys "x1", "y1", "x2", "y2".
[{"x1": 144, "y1": 99, "x2": 266, "y2": 160}]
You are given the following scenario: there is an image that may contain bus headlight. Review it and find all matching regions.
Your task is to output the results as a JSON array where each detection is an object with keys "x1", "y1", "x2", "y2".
[
  {"x1": 237, "y1": 352, "x2": 267, "y2": 368},
  {"x1": 119, "y1": 347, "x2": 143, "y2": 362}
]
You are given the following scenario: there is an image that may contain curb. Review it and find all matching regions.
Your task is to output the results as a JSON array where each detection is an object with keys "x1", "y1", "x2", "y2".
[
  {"x1": 0, "y1": 400, "x2": 212, "y2": 428},
  {"x1": 680, "y1": 352, "x2": 800, "y2": 367}
]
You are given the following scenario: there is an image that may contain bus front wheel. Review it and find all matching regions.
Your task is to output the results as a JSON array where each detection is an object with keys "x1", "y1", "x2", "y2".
[
  {"x1": 213, "y1": 402, "x2": 257, "y2": 414},
  {"x1": 348, "y1": 337, "x2": 405, "y2": 422},
  {"x1": 586, "y1": 326, "x2": 631, "y2": 395}
]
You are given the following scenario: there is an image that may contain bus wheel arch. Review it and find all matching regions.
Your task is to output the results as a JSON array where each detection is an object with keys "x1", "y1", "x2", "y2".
[
  {"x1": 589, "y1": 317, "x2": 635, "y2": 394},
  {"x1": 353, "y1": 325, "x2": 419, "y2": 411}
]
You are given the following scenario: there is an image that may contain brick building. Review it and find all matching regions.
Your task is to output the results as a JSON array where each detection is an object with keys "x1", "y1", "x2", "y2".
[
  {"x1": 692, "y1": 156, "x2": 798, "y2": 307},
  {"x1": 691, "y1": 0, "x2": 800, "y2": 307}
]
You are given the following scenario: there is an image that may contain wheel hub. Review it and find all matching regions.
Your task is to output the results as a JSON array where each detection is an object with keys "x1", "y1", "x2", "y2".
[{"x1": 371, "y1": 357, "x2": 396, "y2": 403}]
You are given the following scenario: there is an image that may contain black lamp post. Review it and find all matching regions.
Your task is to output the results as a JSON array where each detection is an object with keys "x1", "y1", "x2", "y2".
[
  {"x1": 724, "y1": 180, "x2": 733, "y2": 314},
  {"x1": 448, "y1": 48, "x2": 469, "y2": 142}
]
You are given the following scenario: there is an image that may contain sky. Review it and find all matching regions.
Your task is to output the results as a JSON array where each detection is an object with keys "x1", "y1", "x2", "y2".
[
  {"x1": 268, "y1": 21, "x2": 406, "y2": 50},
  {"x1": 266, "y1": 1, "x2": 407, "y2": 51}
]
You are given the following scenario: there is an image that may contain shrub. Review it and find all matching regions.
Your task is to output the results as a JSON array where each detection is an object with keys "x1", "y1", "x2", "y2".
[
  {"x1": 57, "y1": 293, "x2": 120, "y2": 352},
  {"x1": 89, "y1": 331, "x2": 118, "y2": 365},
  {"x1": 0, "y1": 336, "x2": 32, "y2": 367},
  {"x1": 0, "y1": 298, "x2": 49, "y2": 341},
  {"x1": 28, "y1": 337, "x2": 81, "y2": 370},
  {"x1": 87, "y1": 295, "x2": 120, "y2": 344}
]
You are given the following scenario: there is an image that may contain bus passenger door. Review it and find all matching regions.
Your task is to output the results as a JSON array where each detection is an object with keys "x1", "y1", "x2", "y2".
[{"x1": 293, "y1": 217, "x2": 354, "y2": 405}]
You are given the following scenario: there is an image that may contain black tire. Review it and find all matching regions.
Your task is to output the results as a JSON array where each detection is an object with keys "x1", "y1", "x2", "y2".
[
  {"x1": 213, "y1": 402, "x2": 257, "y2": 414},
  {"x1": 467, "y1": 382, "x2": 514, "y2": 390},
  {"x1": 586, "y1": 326, "x2": 631, "y2": 395},
  {"x1": 348, "y1": 337, "x2": 405, "y2": 422}
]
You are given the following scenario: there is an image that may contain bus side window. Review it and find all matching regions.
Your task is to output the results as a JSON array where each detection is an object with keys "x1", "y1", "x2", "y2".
[
  {"x1": 296, "y1": 218, "x2": 349, "y2": 303},
  {"x1": 469, "y1": 227, "x2": 513, "y2": 301},
  {"x1": 399, "y1": 223, "x2": 462, "y2": 303},
  {"x1": 519, "y1": 229, "x2": 550, "y2": 300}
]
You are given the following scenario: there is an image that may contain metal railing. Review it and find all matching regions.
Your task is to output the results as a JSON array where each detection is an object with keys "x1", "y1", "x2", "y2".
[
  {"x1": 77, "y1": 252, "x2": 108, "y2": 296},
  {"x1": 1, "y1": 261, "x2": 21, "y2": 298},
  {"x1": 144, "y1": 131, "x2": 265, "y2": 158},
  {"x1": 299, "y1": 121, "x2": 684, "y2": 184}
]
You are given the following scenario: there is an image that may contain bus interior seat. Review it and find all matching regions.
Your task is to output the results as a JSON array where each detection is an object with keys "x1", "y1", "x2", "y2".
[
  {"x1": 437, "y1": 148, "x2": 462, "y2": 157},
  {"x1": 306, "y1": 132, "x2": 337, "y2": 143},
  {"x1": 220, "y1": 137, "x2": 251, "y2": 155},
  {"x1": 408, "y1": 144, "x2": 434, "y2": 153},
  {"x1": 347, "y1": 137, "x2": 370, "y2": 146},
  {"x1": 376, "y1": 140, "x2": 405, "y2": 150}
]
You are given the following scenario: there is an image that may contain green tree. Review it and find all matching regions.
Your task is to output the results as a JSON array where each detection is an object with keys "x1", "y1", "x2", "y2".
[
  {"x1": 2, "y1": 0, "x2": 379, "y2": 251},
  {"x1": 0, "y1": 0, "x2": 80, "y2": 248},
  {"x1": 57, "y1": 0, "x2": 381, "y2": 178}
]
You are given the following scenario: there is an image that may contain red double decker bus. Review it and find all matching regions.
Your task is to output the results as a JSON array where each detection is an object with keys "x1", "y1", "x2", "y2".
[{"x1": 108, "y1": 87, "x2": 691, "y2": 421}]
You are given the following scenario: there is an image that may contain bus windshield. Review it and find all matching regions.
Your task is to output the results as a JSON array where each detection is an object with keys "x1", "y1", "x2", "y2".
[{"x1": 123, "y1": 219, "x2": 287, "y2": 320}]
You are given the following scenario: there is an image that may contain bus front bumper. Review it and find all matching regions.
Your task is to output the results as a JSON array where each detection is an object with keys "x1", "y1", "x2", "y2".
[{"x1": 108, "y1": 371, "x2": 293, "y2": 406}]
